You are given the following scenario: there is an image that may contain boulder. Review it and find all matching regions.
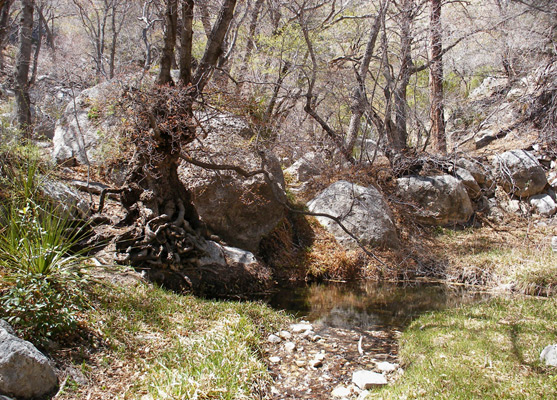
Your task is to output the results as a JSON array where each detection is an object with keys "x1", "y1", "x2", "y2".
[
  {"x1": 529, "y1": 194, "x2": 557, "y2": 217},
  {"x1": 455, "y1": 157, "x2": 493, "y2": 188},
  {"x1": 52, "y1": 80, "x2": 121, "y2": 165},
  {"x1": 307, "y1": 181, "x2": 399, "y2": 250},
  {"x1": 179, "y1": 125, "x2": 285, "y2": 253},
  {"x1": 284, "y1": 152, "x2": 321, "y2": 182},
  {"x1": 396, "y1": 175, "x2": 473, "y2": 226},
  {"x1": 39, "y1": 178, "x2": 89, "y2": 218},
  {"x1": 0, "y1": 328, "x2": 58, "y2": 399},
  {"x1": 493, "y1": 150, "x2": 547, "y2": 197},
  {"x1": 454, "y1": 167, "x2": 481, "y2": 199}
]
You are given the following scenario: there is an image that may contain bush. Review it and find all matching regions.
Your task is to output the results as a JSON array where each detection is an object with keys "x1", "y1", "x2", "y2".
[{"x1": 0, "y1": 154, "x2": 90, "y2": 344}]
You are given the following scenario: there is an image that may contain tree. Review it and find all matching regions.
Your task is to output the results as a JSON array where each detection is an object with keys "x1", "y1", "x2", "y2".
[
  {"x1": 0, "y1": 0, "x2": 14, "y2": 70},
  {"x1": 118, "y1": 0, "x2": 239, "y2": 286},
  {"x1": 429, "y1": 0, "x2": 446, "y2": 153},
  {"x1": 15, "y1": 0, "x2": 34, "y2": 137},
  {"x1": 158, "y1": 0, "x2": 177, "y2": 85}
]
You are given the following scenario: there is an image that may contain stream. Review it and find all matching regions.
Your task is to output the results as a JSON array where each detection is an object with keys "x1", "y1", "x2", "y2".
[{"x1": 264, "y1": 282, "x2": 489, "y2": 399}]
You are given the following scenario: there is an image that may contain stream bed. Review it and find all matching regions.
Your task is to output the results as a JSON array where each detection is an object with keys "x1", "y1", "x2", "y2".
[{"x1": 264, "y1": 282, "x2": 489, "y2": 399}]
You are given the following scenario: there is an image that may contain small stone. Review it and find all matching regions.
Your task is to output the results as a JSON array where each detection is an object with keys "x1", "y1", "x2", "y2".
[
  {"x1": 551, "y1": 237, "x2": 557, "y2": 253},
  {"x1": 310, "y1": 358, "x2": 324, "y2": 368},
  {"x1": 331, "y1": 385, "x2": 351, "y2": 398},
  {"x1": 267, "y1": 334, "x2": 281, "y2": 344},
  {"x1": 284, "y1": 342, "x2": 297, "y2": 352},
  {"x1": 301, "y1": 330, "x2": 314, "y2": 339},
  {"x1": 311, "y1": 334, "x2": 322, "y2": 342},
  {"x1": 269, "y1": 356, "x2": 281, "y2": 363},
  {"x1": 290, "y1": 322, "x2": 313, "y2": 333},
  {"x1": 352, "y1": 370, "x2": 388, "y2": 389},
  {"x1": 540, "y1": 344, "x2": 557, "y2": 366},
  {"x1": 376, "y1": 361, "x2": 397, "y2": 372},
  {"x1": 279, "y1": 330, "x2": 292, "y2": 340},
  {"x1": 295, "y1": 359, "x2": 306, "y2": 367}
]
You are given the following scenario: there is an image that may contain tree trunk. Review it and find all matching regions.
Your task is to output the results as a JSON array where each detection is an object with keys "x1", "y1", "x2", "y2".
[
  {"x1": 30, "y1": 4, "x2": 43, "y2": 85},
  {"x1": 158, "y1": 0, "x2": 178, "y2": 85},
  {"x1": 345, "y1": 6, "x2": 383, "y2": 154},
  {"x1": 236, "y1": 0, "x2": 264, "y2": 92},
  {"x1": 192, "y1": 0, "x2": 237, "y2": 94},
  {"x1": 0, "y1": 0, "x2": 13, "y2": 70},
  {"x1": 429, "y1": 0, "x2": 446, "y2": 153},
  {"x1": 179, "y1": 0, "x2": 194, "y2": 85},
  {"x1": 15, "y1": 0, "x2": 34, "y2": 137}
]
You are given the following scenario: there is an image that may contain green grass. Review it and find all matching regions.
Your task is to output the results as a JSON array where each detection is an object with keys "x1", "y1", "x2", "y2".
[
  {"x1": 57, "y1": 275, "x2": 291, "y2": 399},
  {"x1": 373, "y1": 296, "x2": 557, "y2": 399}
]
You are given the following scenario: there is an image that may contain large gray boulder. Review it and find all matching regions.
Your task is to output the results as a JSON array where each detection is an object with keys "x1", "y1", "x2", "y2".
[
  {"x1": 307, "y1": 181, "x2": 399, "y2": 250},
  {"x1": 0, "y1": 324, "x2": 58, "y2": 399},
  {"x1": 179, "y1": 123, "x2": 286, "y2": 253},
  {"x1": 493, "y1": 150, "x2": 547, "y2": 197},
  {"x1": 396, "y1": 175, "x2": 473, "y2": 226},
  {"x1": 284, "y1": 152, "x2": 322, "y2": 182},
  {"x1": 39, "y1": 178, "x2": 89, "y2": 218},
  {"x1": 529, "y1": 193, "x2": 557, "y2": 217},
  {"x1": 52, "y1": 80, "x2": 121, "y2": 165}
]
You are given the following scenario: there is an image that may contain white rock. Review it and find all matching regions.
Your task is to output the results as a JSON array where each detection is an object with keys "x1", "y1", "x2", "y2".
[
  {"x1": 540, "y1": 344, "x2": 557, "y2": 366},
  {"x1": 267, "y1": 334, "x2": 281, "y2": 344},
  {"x1": 290, "y1": 322, "x2": 313, "y2": 333},
  {"x1": 376, "y1": 361, "x2": 398, "y2": 372},
  {"x1": 552, "y1": 237, "x2": 557, "y2": 253},
  {"x1": 284, "y1": 342, "x2": 297, "y2": 352},
  {"x1": 357, "y1": 390, "x2": 371, "y2": 400},
  {"x1": 331, "y1": 385, "x2": 351, "y2": 398},
  {"x1": 352, "y1": 370, "x2": 388, "y2": 389},
  {"x1": 269, "y1": 356, "x2": 281, "y2": 364},
  {"x1": 530, "y1": 194, "x2": 557, "y2": 217},
  {"x1": 279, "y1": 330, "x2": 292, "y2": 340}
]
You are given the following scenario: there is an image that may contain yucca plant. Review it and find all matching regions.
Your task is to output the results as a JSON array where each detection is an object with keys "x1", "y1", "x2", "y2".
[{"x1": 0, "y1": 152, "x2": 91, "y2": 344}]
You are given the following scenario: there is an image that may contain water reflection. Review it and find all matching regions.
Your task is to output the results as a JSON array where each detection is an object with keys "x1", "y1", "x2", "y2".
[{"x1": 269, "y1": 282, "x2": 488, "y2": 330}]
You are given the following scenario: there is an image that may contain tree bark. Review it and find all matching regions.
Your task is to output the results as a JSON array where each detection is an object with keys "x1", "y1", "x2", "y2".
[
  {"x1": 345, "y1": 6, "x2": 383, "y2": 153},
  {"x1": 0, "y1": 0, "x2": 13, "y2": 70},
  {"x1": 29, "y1": 3, "x2": 43, "y2": 85},
  {"x1": 158, "y1": 0, "x2": 178, "y2": 85},
  {"x1": 15, "y1": 0, "x2": 34, "y2": 137},
  {"x1": 192, "y1": 0, "x2": 237, "y2": 94},
  {"x1": 429, "y1": 0, "x2": 446, "y2": 153},
  {"x1": 179, "y1": 0, "x2": 194, "y2": 85}
]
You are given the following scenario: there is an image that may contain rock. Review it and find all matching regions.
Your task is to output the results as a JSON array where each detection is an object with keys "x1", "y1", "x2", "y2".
[
  {"x1": 188, "y1": 240, "x2": 272, "y2": 297},
  {"x1": 454, "y1": 167, "x2": 482, "y2": 199},
  {"x1": 352, "y1": 370, "x2": 388, "y2": 389},
  {"x1": 0, "y1": 321, "x2": 14, "y2": 336},
  {"x1": 529, "y1": 194, "x2": 557, "y2": 216},
  {"x1": 540, "y1": 344, "x2": 557, "y2": 366},
  {"x1": 284, "y1": 342, "x2": 296, "y2": 352},
  {"x1": 179, "y1": 125, "x2": 285, "y2": 253},
  {"x1": 310, "y1": 358, "x2": 324, "y2": 368},
  {"x1": 331, "y1": 385, "x2": 352, "y2": 398},
  {"x1": 39, "y1": 178, "x2": 90, "y2": 218},
  {"x1": 279, "y1": 331, "x2": 292, "y2": 340},
  {"x1": 269, "y1": 356, "x2": 281, "y2": 364},
  {"x1": 376, "y1": 361, "x2": 397, "y2": 372},
  {"x1": 268, "y1": 334, "x2": 281, "y2": 344},
  {"x1": 307, "y1": 180, "x2": 399, "y2": 250},
  {"x1": 52, "y1": 80, "x2": 122, "y2": 165},
  {"x1": 552, "y1": 237, "x2": 557, "y2": 252},
  {"x1": 0, "y1": 329, "x2": 58, "y2": 399},
  {"x1": 284, "y1": 152, "x2": 322, "y2": 182},
  {"x1": 469, "y1": 76, "x2": 508, "y2": 100},
  {"x1": 396, "y1": 175, "x2": 473, "y2": 225},
  {"x1": 493, "y1": 150, "x2": 548, "y2": 197},
  {"x1": 290, "y1": 322, "x2": 313, "y2": 333},
  {"x1": 456, "y1": 158, "x2": 494, "y2": 189},
  {"x1": 501, "y1": 198, "x2": 528, "y2": 215}
]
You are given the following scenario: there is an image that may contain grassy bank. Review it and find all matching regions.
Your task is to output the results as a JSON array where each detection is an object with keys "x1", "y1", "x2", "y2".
[
  {"x1": 374, "y1": 296, "x2": 557, "y2": 399},
  {"x1": 55, "y1": 272, "x2": 290, "y2": 399}
]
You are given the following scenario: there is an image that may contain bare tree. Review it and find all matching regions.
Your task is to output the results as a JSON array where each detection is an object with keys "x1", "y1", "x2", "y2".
[
  {"x1": 158, "y1": 0, "x2": 177, "y2": 85},
  {"x1": 429, "y1": 0, "x2": 446, "y2": 153},
  {"x1": 0, "y1": 0, "x2": 14, "y2": 70},
  {"x1": 15, "y1": 0, "x2": 35, "y2": 137}
]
